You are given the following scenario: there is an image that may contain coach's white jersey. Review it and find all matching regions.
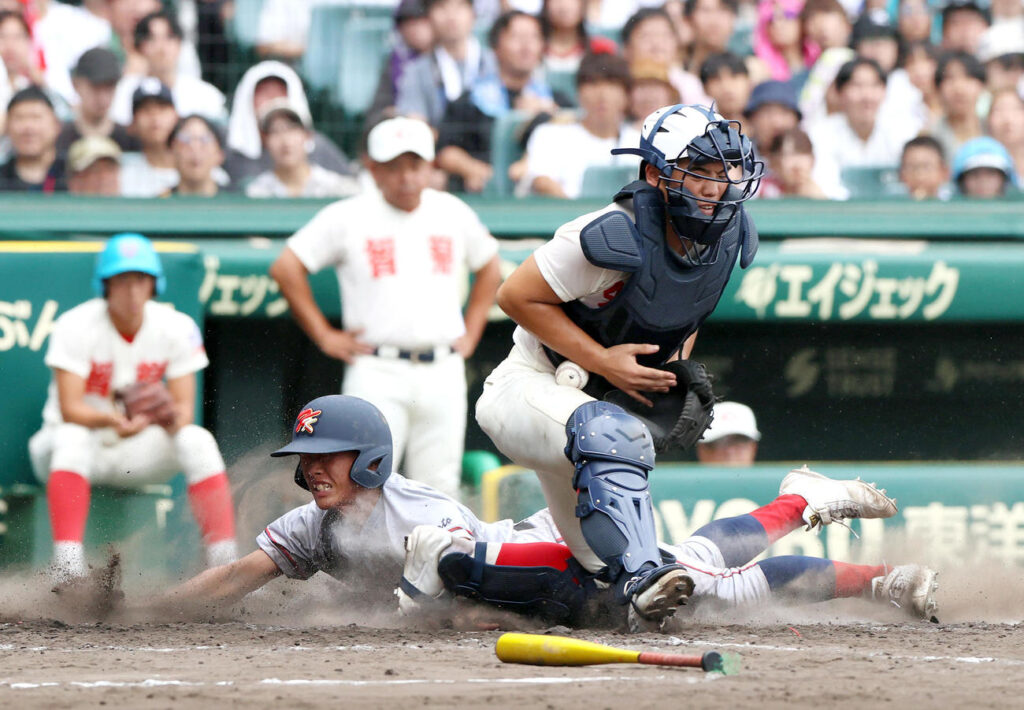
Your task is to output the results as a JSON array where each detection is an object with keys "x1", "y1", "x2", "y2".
[
  {"x1": 40, "y1": 298, "x2": 208, "y2": 426},
  {"x1": 286, "y1": 188, "x2": 498, "y2": 349},
  {"x1": 256, "y1": 473, "x2": 519, "y2": 585}
]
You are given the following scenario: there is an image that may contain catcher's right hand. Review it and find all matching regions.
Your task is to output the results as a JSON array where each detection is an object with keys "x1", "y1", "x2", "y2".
[{"x1": 115, "y1": 382, "x2": 178, "y2": 429}]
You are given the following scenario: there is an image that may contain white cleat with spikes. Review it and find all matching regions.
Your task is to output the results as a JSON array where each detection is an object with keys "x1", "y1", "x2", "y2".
[
  {"x1": 779, "y1": 465, "x2": 898, "y2": 531},
  {"x1": 871, "y1": 564, "x2": 939, "y2": 621}
]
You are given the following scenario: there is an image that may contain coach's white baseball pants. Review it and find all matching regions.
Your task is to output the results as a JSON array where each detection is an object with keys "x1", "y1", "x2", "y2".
[{"x1": 343, "y1": 350, "x2": 467, "y2": 499}]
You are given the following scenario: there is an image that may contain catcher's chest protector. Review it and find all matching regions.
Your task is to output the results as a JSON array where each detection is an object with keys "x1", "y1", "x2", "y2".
[{"x1": 552, "y1": 182, "x2": 745, "y2": 370}]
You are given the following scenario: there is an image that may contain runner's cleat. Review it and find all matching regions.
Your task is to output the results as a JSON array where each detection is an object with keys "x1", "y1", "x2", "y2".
[{"x1": 780, "y1": 465, "x2": 898, "y2": 531}]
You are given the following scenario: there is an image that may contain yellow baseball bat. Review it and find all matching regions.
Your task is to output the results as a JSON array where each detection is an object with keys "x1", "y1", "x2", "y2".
[{"x1": 495, "y1": 633, "x2": 737, "y2": 673}]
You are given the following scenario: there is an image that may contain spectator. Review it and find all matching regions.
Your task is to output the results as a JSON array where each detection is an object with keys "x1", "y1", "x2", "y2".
[
  {"x1": 930, "y1": 51, "x2": 986, "y2": 162},
  {"x1": 808, "y1": 57, "x2": 919, "y2": 199},
  {"x1": 107, "y1": 0, "x2": 204, "y2": 81},
  {"x1": 628, "y1": 60, "x2": 681, "y2": 131},
  {"x1": 976, "y1": 22, "x2": 1024, "y2": 93},
  {"x1": 797, "y1": 45, "x2": 854, "y2": 127},
  {"x1": 255, "y1": 0, "x2": 313, "y2": 62},
  {"x1": 622, "y1": 7, "x2": 710, "y2": 106},
  {"x1": 539, "y1": 0, "x2": 617, "y2": 74},
  {"x1": 32, "y1": 0, "x2": 111, "y2": 106},
  {"x1": 940, "y1": 0, "x2": 990, "y2": 55},
  {"x1": 28, "y1": 233, "x2": 238, "y2": 581},
  {"x1": 110, "y1": 10, "x2": 226, "y2": 126},
  {"x1": 899, "y1": 135, "x2": 951, "y2": 199},
  {"x1": 800, "y1": 0, "x2": 852, "y2": 56},
  {"x1": 121, "y1": 79, "x2": 178, "y2": 197},
  {"x1": 0, "y1": 10, "x2": 45, "y2": 95},
  {"x1": 695, "y1": 402, "x2": 760, "y2": 466},
  {"x1": 246, "y1": 99, "x2": 361, "y2": 198},
  {"x1": 436, "y1": 10, "x2": 559, "y2": 193},
  {"x1": 684, "y1": 0, "x2": 739, "y2": 78},
  {"x1": 851, "y1": 13, "x2": 900, "y2": 75},
  {"x1": 0, "y1": 86, "x2": 65, "y2": 192},
  {"x1": 396, "y1": 0, "x2": 494, "y2": 127},
  {"x1": 226, "y1": 61, "x2": 353, "y2": 184},
  {"x1": 760, "y1": 126, "x2": 827, "y2": 198},
  {"x1": 987, "y1": 89, "x2": 1024, "y2": 186},
  {"x1": 753, "y1": 0, "x2": 814, "y2": 83},
  {"x1": 896, "y1": 0, "x2": 934, "y2": 45},
  {"x1": 700, "y1": 51, "x2": 752, "y2": 121},
  {"x1": 520, "y1": 52, "x2": 640, "y2": 199},
  {"x1": 58, "y1": 48, "x2": 137, "y2": 155},
  {"x1": 900, "y1": 41, "x2": 943, "y2": 128},
  {"x1": 166, "y1": 114, "x2": 224, "y2": 197},
  {"x1": 269, "y1": 116, "x2": 502, "y2": 498},
  {"x1": 743, "y1": 79, "x2": 801, "y2": 153},
  {"x1": 952, "y1": 136, "x2": 1017, "y2": 197},
  {"x1": 67, "y1": 135, "x2": 121, "y2": 196},
  {"x1": 367, "y1": 0, "x2": 435, "y2": 124}
]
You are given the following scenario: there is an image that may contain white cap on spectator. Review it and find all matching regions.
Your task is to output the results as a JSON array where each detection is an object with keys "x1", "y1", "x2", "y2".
[
  {"x1": 977, "y1": 22, "x2": 1024, "y2": 64},
  {"x1": 258, "y1": 97, "x2": 311, "y2": 131},
  {"x1": 701, "y1": 402, "x2": 761, "y2": 444},
  {"x1": 366, "y1": 116, "x2": 435, "y2": 163}
]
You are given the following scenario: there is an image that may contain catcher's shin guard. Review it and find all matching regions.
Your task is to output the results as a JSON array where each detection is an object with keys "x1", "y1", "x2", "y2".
[
  {"x1": 437, "y1": 543, "x2": 589, "y2": 624},
  {"x1": 564, "y1": 401, "x2": 664, "y2": 579}
]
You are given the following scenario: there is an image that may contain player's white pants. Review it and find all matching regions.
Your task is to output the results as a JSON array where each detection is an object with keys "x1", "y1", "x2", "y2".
[
  {"x1": 344, "y1": 350, "x2": 467, "y2": 499},
  {"x1": 508, "y1": 508, "x2": 772, "y2": 606},
  {"x1": 476, "y1": 346, "x2": 603, "y2": 572},
  {"x1": 29, "y1": 422, "x2": 226, "y2": 487}
]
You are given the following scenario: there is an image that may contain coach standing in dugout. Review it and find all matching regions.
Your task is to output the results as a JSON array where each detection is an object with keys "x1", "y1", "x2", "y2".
[{"x1": 270, "y1": 116, "x2": 501, "y2": 500}]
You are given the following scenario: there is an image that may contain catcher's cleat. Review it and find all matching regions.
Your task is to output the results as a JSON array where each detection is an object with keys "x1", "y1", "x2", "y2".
[
  {"x1": 625, "y1": 566, "x2": 694, "y2": 633},
  {"x1": 871, "y1": 564, "x2": 939, "y2": 621},
  {"x1": 779, "y1": 465, "x2": 898, "y2": 531}
]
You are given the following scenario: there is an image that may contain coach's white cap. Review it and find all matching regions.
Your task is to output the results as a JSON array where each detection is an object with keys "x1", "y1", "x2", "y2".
[
  {"x1": 366, "y1": 116, "x2": 435, "y2": 163},
  {"x1": 701, "y1": 402, "x2": 761, "y2": 443}
]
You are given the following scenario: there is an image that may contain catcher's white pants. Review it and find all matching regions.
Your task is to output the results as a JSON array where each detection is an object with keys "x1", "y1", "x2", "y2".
[
  {"x1": 343, "y1": 351, "x2": 467, "y2": 499},
  {"x1": 476, "y1": 346, "x2": 604, "y2": 572},
  {"x1": 29, "y1": 422, "x2": 226, "y2": 487}
]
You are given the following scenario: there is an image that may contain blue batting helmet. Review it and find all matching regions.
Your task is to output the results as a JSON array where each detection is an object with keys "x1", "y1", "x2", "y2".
[
  {"x1": 612, "y1": 104, "x2": 763, "y2": 255},
  {"x1": 271, "y1": 395, "x2": 393, "y2": 490},
  {"x1": 92, "y1": 233, "x2": 167, "y2": 296}
]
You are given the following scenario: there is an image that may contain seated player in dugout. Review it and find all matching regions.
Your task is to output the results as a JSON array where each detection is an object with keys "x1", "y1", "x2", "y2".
[
  {"x1": 150, "y1": 400, "x2": 938, "y2": 628},
  {"x1": 28, "y1": 234, "x2": 238, "y2": 582}
]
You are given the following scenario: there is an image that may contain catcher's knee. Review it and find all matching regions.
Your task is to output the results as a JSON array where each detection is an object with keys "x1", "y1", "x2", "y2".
[
  {"x1": 437, "y1": 543, "x2": 589, "y2": 624},
  {"x1": 564, "y1": 401, "x2": 663, "y2": 576},
  {"x1": 174, "y1": 425, "x2": 226, "y2": 484},
  {"x1": 48, "y1": 423, "x2": 95, "y2": 479}
]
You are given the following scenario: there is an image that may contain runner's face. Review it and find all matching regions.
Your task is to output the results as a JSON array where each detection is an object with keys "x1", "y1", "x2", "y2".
[{"x1": 299, "y1": 450, "x2": 369, "y2": 511}]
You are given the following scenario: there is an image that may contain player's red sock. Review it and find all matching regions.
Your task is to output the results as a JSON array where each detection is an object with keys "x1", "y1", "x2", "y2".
[
  {"x1": 833, "y1": 561, "x2": 887, "y2": 597},
  {"x1": 495, "y1": 542, "x2": 573, "y2": 571},
  {"x1": 187, "y1": 473, "x2": 236, "y2": 543},
  {"x1": 47, "y1": 470, "x2": 91, "y2": 542},
  {"x1": 748, "y1": 494, "x2": 807, "y2": 543}
]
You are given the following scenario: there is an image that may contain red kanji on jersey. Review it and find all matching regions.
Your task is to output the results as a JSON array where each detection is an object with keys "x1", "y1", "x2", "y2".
[
  {"x1": 136, "y1": 362, "x2": 167, "y2": 384},
  {"x1": 429, "y1": 236, "x2": 453, "y2": 274},
  {"x1": 85, "y1": 362, "x2": 113, "y2": 396},
  {"x1": 366, "y1": 238, "x2": 397, "y2": 278},
  {"x1": 598, "y1": 281, "x2": 624, "y2": 307}
]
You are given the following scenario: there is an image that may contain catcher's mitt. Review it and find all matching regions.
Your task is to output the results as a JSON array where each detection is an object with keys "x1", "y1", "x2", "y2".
[
  {"x1": 115, "y1": 381, "x2": 177, "y2": 427},
  {"x1": 603, "y1": 359, "x2": 716, "y2": 453}
]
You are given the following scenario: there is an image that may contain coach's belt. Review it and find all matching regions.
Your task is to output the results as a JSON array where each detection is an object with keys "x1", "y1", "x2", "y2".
[{"x1": 372, "y1": 345, "x2": 452, "y2": 363}]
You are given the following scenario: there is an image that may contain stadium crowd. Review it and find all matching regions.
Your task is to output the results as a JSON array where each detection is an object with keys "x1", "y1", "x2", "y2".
[{"x1": 0, "y1": 0, "x2": 1020, "y2": 200}]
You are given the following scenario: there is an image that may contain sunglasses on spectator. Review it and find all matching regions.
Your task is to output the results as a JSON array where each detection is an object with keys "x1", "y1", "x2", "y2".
[
  {"x1": 772, "y1": 7, "x2": 801, "y2": 20},
  {"x1": 174, "y1": 133, "x2": 217, "y2": 146}
]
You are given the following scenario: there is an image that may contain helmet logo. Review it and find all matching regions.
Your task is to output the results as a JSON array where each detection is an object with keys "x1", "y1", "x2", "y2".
[{"x1": 295, "y1": 408, "x2": 322, "y2": 435}]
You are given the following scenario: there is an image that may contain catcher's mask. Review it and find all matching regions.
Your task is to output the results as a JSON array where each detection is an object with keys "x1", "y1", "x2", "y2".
[
  {"x1": 612, "y1": 104, "x2": 763, "y2": 265},
  {"x1": 271, "y1": 395, "x2": 393, "y2": 490}
]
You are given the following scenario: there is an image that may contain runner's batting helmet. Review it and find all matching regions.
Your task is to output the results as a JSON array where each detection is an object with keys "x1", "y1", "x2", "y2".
[
  {"x1": 272, "y1": 395, "x2": 393, "y2": 489},
  {"x1": 93, "y1": 232, "x2": 167, "y2": 296}
]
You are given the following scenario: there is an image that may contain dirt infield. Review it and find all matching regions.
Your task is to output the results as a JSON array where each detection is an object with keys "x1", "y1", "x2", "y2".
[{"x1": 1, "y1": 564, "x2": 1023, "y2": 709}]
